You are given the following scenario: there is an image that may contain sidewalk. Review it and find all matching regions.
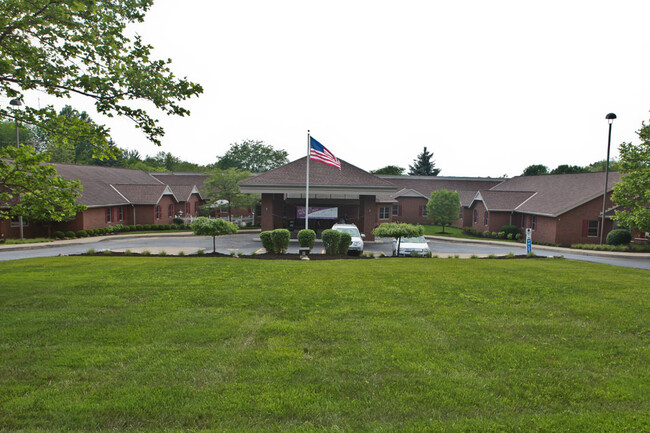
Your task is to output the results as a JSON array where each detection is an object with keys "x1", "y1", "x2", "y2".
[{"x1": 425, "y1": 235, "x2": 650, "y2": 259}]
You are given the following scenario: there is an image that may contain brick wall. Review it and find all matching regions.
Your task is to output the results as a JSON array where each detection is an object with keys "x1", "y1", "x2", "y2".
[{"x1": 553, "y1": 194, "x2": 615, "y2": 246}]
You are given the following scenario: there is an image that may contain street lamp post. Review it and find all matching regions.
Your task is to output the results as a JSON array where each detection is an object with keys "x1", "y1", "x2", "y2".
[
  {"x1": 600, "y1": 113, "x2": 617, "y2": 245},
  {"x1": 9, "y1": 98, "x2": 24, "y2": 240}
]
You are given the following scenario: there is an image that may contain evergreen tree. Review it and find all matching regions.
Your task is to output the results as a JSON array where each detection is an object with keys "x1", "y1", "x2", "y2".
[{"x1": 408, "y1": 147, "x2": 440, "y2": 176}]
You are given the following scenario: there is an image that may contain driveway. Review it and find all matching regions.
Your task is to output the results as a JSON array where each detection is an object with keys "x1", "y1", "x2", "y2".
[{"x1": 1, "y1": 232, "x2": 649, "y2": 270}]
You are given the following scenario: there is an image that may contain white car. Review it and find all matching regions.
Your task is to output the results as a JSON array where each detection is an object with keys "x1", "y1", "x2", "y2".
[
  {"x1": 393, "y1": 236, "x2": 431, "y2": 257},
  {"x1": 331, "y1": 223, "x2": 364, "y2": 254}
]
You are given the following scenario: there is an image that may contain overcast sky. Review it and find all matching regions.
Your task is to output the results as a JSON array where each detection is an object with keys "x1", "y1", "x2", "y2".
[{"x1": 31, "y1": 0, "x2": 650, "y2": 177}]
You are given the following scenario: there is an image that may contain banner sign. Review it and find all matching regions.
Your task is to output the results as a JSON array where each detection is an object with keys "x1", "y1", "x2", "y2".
[
  {"x1": 525, "y1": 228, "x2": 532, "y2": 254},
  {"x1": 296, "y1": 206, "x2": 338, "y2": 220}
]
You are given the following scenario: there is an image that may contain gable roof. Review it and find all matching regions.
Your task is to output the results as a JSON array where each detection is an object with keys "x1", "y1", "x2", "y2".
[
  {"x1": 112, "y1": 184, "x2": 177, "y2": 205},
  {"x1": 239, "y1": 157, "x2": 396, "y2": 195},
  {"x1": 489, "y1": 172, "x2": 622, "y2": 217},
  {"x1": 150, "y1": 172, "x2": 209, "y2": 201},
  {"x1": 471, "y1": 190, "x2": 537, "y2": 211},
  {"x1": 376, "y1": 176, "x2": 504, "y2": 205},
  {"x1": 53, "y1": 163, "x2": 163, "y2": 207}
]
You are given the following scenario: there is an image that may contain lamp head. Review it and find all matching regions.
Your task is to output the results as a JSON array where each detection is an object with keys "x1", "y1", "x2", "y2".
[
  {"x1": 606, "y1": 113, "x2": 616, "y2": 124},
  {"x1": 9, "y1": 98, "x2": 22, "y2": 107}
]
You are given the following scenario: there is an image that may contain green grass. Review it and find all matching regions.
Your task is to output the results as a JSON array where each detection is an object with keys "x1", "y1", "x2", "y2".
[
  {"x1": 2, "y1": 237, "x2": 54, "y2": 244},
  {"x1": 0, "y1": 257, "x2": 648, "y2": 432},
  {"x1": 421, "y1": 224, "x2": 469, "y2": 237}
]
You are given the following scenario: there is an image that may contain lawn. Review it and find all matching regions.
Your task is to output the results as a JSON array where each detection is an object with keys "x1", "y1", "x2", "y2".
[{"x1": 0, "y1": 257, "x2": 648, "y2": 432}]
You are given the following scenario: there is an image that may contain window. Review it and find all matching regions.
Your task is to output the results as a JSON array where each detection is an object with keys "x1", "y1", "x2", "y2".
[
  {"x1": 521, "y1": 214, "x2": 525, "y2": 228},
  {"x1": 484, "y1": 211, "x2": 489, "y2": 226},
  {"x1": 118, "y1": 206, "x2": 124, "y2": 221},
  {"x1": 587, "y1": 220, "x2": 599, "y2": 237},
  {"x1": 532, "y1": 215, "x2": 537, "y2": 230},
  {"x1": 195, "y1": 201, "x2": 200, "y2": 213},
  {"x1": 473, "y1": 209, "x2": 478, "y2": 224},
  {"x1": 106, "y1": 207, "x2": 112, "y2": 223},
  {"x1": 185, "y1": 202, "x2": 190, "y2": 215},
  {"x1": 392, "y1": 205, "x2": 400, "y2": 216},
  {"x1": 168, "y1": 204, "x2": 174, "y2": 218},
  {"x1": 421, "y1": 206, "x2": 427, "y2": 217},
  {"x1": 155, "y1": 205, "x2": 161, "y2": 220},
  {"x1": 379, "y1": 207, "x2": 390, "y2": 220}
]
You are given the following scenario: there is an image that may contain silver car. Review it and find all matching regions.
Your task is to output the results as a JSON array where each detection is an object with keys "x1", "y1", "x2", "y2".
[
  {"x1": 393, "y1": 236, "x2": 431, "y2": 256},
  {"x1": 331, "y1": 223, "x2": 364, "y2": 254}
]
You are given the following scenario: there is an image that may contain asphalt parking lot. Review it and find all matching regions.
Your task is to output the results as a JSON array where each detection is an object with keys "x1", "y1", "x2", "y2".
[{"x1": 1, "y1": 232, "x2": 649, "y2": 270}]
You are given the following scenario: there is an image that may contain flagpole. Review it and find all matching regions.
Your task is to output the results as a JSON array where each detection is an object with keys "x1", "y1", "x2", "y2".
[{"x1": 305, "y1": 130, "x2": 310, "y2": 230}]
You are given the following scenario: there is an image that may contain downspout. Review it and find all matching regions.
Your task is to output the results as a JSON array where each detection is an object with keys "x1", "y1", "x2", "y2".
[{"x1": 132, "y1": 204, "x2": 136, "y2": 226}]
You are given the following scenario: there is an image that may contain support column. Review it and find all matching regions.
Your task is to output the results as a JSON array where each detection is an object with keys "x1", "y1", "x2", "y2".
[
  {"x1": 261, "y1": 193, "x2": 274, "y2": 232},
  {"x1": 359, "y1": 195, "x2": 376, "y2": 241}
]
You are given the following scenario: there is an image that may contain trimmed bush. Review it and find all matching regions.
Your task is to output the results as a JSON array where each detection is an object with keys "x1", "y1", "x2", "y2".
[
  {"x1": 271, "y1": 229, "x2": 290, "y2": 254},
  {"x1": 515, "y1": 233, "x2": 523, "y2": 241},
  {"x1": 322, "y1": 229, "x2": 341, "y2": 255},
  {"x1": 339, "y1": 232, "x2": 352, "y2": 255},
  {"x1": 498, "y1": 231, "x2": 506, "y2": 239},
  {"x1": 260, "y1": 231, "x2": 274, "y2": 252},
  {"x1": 483, "y1": 230, "x2": 491, "y2": 238},
  {"x1": 507, "y1": 233, "x2": 514, "y2": 240},
  {"x1": 129, "y1": 225, "x2": 137, "y2": 231},
  {"x1": 172, "y1": 217, "x2": 184, "y2": 225},
  {"x1": 298, "y1": 229, "x2": 316, "y2": 250},
  {"x1": 76, "y1": 230, "x2": 88, "y2": 238},
  {"x1": 136, "y1": 225, "x2": 144, "y2": 231},
  {"x1": 501, "y1": 225, "x2": 520, "y2": 237},
  {"x1": 65, "y1": 231, "x2": 76, "y2": 238},
  {"x1": 606, "y1": 229, "x2": 632, "y2": 246},
  {"x1": 491, "y1": 232, "x2": 498, "y2": 238},
  {"x1": 54, "y1": 231, "x2": 65, "y2": 239},
  {"x1": 143, "y1": 224, "x2": 152, "y2": 231}
]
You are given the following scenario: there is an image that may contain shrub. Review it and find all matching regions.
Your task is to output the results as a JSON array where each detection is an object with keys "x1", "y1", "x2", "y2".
[
  {"x1": 111, "y1": 224, "x2": 124, "y2": 233},
  {"x1": 76, "y1": 230, "x2": 88, "y2": 238},
  {"x1": 483, "y1": 230, "x2": 491, "y2": 238},
  {"x1": 271, "y1": 229, "x2": 290, "y2": 254},
  {"x1": 54, "y1": 231, "x2": 65, "y2": 239},
  {"x1": 498, "y1": 231, "x2": 506, "y2": 239},
  {"x1": 507, "y1": 233, "x2": 514, "y2": 240},
  {"x1": 86, "y1": 249, "x2": 95, "y2": 254},
  {"x1": 136, "y1": 225, "x2": 144, "y2": 231},
  {"x1": 143, "y1": 224, "x2": 152, "y2": 231},
  {"x1": 322, "y1": 229, "x2": 341, "y2": 255},
  {"x1": 338, "y1": 232, "x2": 352, "y2": 255},
  {"x1": 515, "y1": 233, "x2": 523, "y2": 241},
  {"x1": 606, "y1": 229, "x2": 632, "y2": 246},
  {"x1": 297, "y1": 229, "x2": 316, "y2": 250},
  {"x1": 491, "y1": 232, "x2": 498, "y2": 238},
  {"x1": 501, "y1": 225, "x2": 520, "y2": 237},
  {"x1": 173, "y1": 217, "x2": 184, "y2": 225},
  {"x1": 65, "y1": 231, "x2": 76, "y2": 238},
  {"x1": 260, "y1": 231, "x2": 274, "y2": 252},
  {"x1": 129, "y1": 225, "x2": 137, "y2": 231}
]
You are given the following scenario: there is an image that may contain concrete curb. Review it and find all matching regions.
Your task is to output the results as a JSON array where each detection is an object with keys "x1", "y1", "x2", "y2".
[
  {"x1": 424, "y1": 235, "x2": 650, "y2": 259},
  {"x1": 0, "y1": 229, "x2": 264, "y2": 252}
]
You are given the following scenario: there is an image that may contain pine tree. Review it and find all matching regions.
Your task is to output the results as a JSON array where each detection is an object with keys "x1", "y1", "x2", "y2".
[{"x1": 408, "y1": 147, "x2": 440, "y2": 176}]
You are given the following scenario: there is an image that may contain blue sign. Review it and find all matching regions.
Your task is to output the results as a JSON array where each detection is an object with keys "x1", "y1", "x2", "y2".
[{"x1": 526, "y1": 238, "x2": 532, "y2": 254}]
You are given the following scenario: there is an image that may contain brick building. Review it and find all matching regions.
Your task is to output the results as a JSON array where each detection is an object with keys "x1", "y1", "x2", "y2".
[{"x1": 1, "y1": 164, "x2": 207, "y2": 239}]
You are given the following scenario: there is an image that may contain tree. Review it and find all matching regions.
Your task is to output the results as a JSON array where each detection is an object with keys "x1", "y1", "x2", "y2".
[
  {"x1": 373, "y1": 222, "x2": 424, "y2": 256},
  {"x1": 216, "y1": 140, "x2": 289, "y2": 173},
  {"x1": 521, "y1": 164, "x2": 549, "y2": 176},
  {"x1": 0, "y1": 146, "x2": 85, "y2": 235},
  {"x1": 190, "y1": 217, "x2": 238, "y2": 253},
  {"x1": 1, "y1": 0, "x2": 202, "y2": 154},
  {"x1": 612, "y1": 119, "x2": 650, "y2": 232},
  {"x1": 0, "y1": 121, "x2": 37, "y2": 149},
  {"x1": 408, "y1": 147, "x2": 440, "y2": 176},
  {"x1": 371, "y1": 165, "x2": 405, "y2": 175},
  {"x1": 586, "y1": 159, "x2": 621, "y2": 172},
  {"x1": 426, "y1": 190, "x2": 460, "y2": 233},
  {"x1": 550, "y1": 164, "x2": 589, "y2": 175},
  {"x1": 204, "y1": 168, "x2": 255, "y2": 221}
]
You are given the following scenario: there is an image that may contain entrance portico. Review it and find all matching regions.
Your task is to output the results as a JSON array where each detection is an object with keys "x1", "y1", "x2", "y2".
[{"x1": 240, "y1": 157, "x2": 396, "y2": 241}]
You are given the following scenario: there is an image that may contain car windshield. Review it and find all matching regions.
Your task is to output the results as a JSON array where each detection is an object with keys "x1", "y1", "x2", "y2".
[
  {"x1": 400, "y1": 236, "x2": 426, "y2": 243},
  {"x1": 335, "y1": 227, "x2": 360, "y2": 237}
]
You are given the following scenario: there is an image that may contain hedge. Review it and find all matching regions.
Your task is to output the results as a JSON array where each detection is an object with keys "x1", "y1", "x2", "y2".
[
  {"x1": 322, "y1": 229, "x2": 341, "y2": 255},
  {"x1": 298, "y1": 229, "x2": 316, "y2": 250}
]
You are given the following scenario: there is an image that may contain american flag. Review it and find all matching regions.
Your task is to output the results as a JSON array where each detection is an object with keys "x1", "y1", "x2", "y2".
[{"x1": 309, "y1": 136, "x2": 341, "y2": 169}]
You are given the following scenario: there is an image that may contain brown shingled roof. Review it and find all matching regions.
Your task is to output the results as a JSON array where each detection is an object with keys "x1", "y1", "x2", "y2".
[
  {"x1": 53, "y1": 163, "x2": 163, "y2": 207},
  {"x1": 472, "y1": 190, "x2": 536, "y2": 211},
  {"x1": 490, "y1": 172, "x2": 623, "y2": 216},
  {"x1": 112, "y1": 184, "x2": 176, "y2": 205}
]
